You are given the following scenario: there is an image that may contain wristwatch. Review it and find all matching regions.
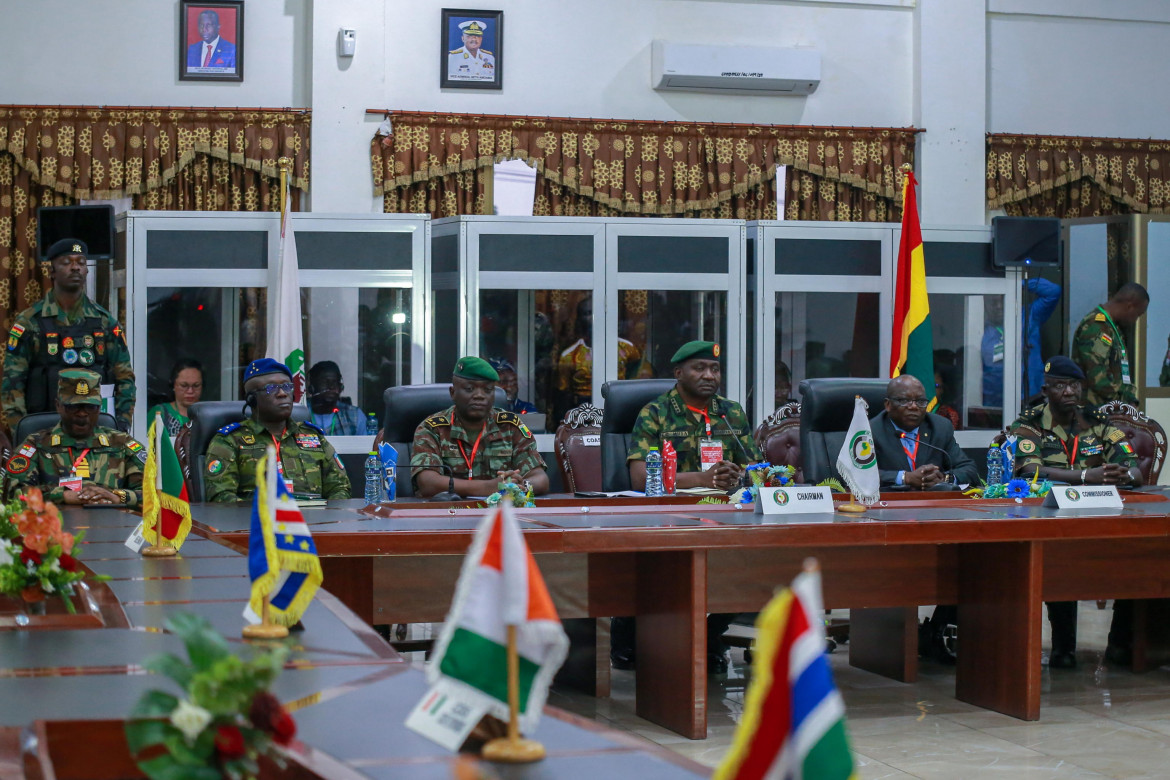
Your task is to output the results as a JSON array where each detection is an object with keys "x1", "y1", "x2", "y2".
[{"x1": 113, "y1": 489, "x2": 129, "y2": 504}]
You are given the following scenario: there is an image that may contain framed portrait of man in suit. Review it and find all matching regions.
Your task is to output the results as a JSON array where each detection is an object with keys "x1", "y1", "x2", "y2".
[
  {"x1": 180, "y1": 0, "x2": 244, "y2": 82},
  {"x1": 440, "y1": 9, "x2": 503, "y2": 90}
]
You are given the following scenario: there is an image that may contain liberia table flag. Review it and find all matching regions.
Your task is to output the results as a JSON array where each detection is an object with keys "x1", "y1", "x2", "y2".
[
  {"x1": 427, "y1": 499, "x2": 569, "y2": 734},
  {"x1": 268, "y1": 174, "x2": 306, "y2": 402},
  {"x1": 714, "y1": 562, "x2": 857, "y2": 780},
  {"x1": 141, "y1": 413, "x2": 192, "y2": 549},
  {"x1": 244, "y1": 447, "x2": 323, "y2": 627},
  {"x1": 890, "y1": 168, "x2": 937, "y2": 411}
]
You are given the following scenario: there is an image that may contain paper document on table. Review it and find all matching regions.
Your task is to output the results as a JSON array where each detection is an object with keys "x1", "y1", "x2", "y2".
[{"x1": 674, "y1": 487, "x2": 728, "y2": 496}]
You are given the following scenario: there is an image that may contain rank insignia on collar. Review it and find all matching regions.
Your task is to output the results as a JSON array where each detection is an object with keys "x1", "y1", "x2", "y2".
[{"x1": 241, "y1": 434, "x2": 256, "y2": 445}]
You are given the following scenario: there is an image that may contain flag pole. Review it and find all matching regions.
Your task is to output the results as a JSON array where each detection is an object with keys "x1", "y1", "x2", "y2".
[
  {"x1": 837, "y1": 493, "x2": 866, "y2": 514},
  {"x1": 243, "y1": 447, "x2": 289, "y2": 640},
  {"x1": 244, "y1": 593, "x2": 288, "y2": 639},
  {"x1": 483, "y1": 623, "x2": 545, "y2": 763},
  {"x1": 142, "y1": 413, "x2": 177, "y2": 557}
]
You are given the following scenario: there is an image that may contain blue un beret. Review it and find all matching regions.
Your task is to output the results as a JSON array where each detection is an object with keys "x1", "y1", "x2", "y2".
[
  {"x1": 1044, "y1": 355, "x2": 1085, "y2": 381},
  {"x1": 244, "y1": 358, "x2": 292, "y2": 382}
]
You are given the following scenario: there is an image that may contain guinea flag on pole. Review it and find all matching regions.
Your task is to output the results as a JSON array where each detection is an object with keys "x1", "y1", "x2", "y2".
[
  {"x1": 268, "y1": 171, "x2": 306, "y2": 402},
  {"x1": 141, "y1": 413, "x2": 192, "y2": 550},
  {"x1": 890, "y1": 168, "x2": 937, "y2": 411},
  {"x1": 427, "y1": 499, "x2": 569, "y2": 734}
]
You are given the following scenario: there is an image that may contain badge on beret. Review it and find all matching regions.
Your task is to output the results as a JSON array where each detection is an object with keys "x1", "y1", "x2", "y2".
[
  {"x1": 713, "y1": 344, "x2": 721, "y2": 357},
  {"x1": 1019, "y1": 439, "x2": 1036, "y2": 454},
  {"x1": 207, "y1": 459, "x2": 224, "y2": 475},
  {"x1": 6, "y1": 454, "x2": 29, "y2": 474},
  {"x1": 79, "y1": 348, "x2": 94, "y2": 366},
  {"x1": 82, "y1": 335, "x2": 94, "y2": 348},
  {"x1": 63, "y1": 349, "x2": 78, "y2": 365}
]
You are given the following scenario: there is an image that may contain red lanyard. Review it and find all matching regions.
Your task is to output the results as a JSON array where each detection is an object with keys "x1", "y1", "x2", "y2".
[
  {"x1": 66, "y1": 447, "x2": 90, "y2": 475},
  {"x1": 270, "y1": 429, "x2": 286, "y2": 474},
  {"x1": 1061, "y1": 434, "x2": 1080, "y2": 466},
  {"x1": 901, "y1": 436, "x2": 919, "y2": 469},
  {"x1": 686, "y1": 405, "x2": 713, "y2": 436},
  {"x1": 457, "y1": 426, "x2": 486, "y2": 477}
]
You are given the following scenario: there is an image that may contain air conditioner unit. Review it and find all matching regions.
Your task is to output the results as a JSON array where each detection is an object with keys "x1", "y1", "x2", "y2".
[{"x1": 651, "y1": 40, "x2": 820, "y2": 96}]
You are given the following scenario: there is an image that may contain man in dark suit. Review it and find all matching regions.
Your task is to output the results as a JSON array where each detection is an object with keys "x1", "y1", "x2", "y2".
[
  {"x1": 187, "y1": 9, "x2": 236, "y2": 69},
  {"x1": 871, "y1": 375, "x2": 978, "y2": 488}
]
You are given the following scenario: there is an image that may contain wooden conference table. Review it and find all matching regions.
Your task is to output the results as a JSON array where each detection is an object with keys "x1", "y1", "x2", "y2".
[
  {"x1": 0, "y1": 505, "x2": 709, "y2": 779},
  {"x1": 200, "y1": 490, "x2": 1170, "y2": 741}
]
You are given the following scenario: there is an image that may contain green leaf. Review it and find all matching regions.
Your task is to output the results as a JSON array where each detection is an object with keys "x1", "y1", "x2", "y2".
[
  {"x1": 165, "y1": 612, "x2": 231, "y2": 670},
  {"x1": 138, "y1": 754, "x2": 221, "y2": 780},
  {"x1": 131, "y1": 690, "x2": 180, "y2": 718},
  {"x1": 125, "y1": 719, "x2": 178, "y2": 754},
  {"x1": 146, "y1": 653, "x2": 195, "y2": 688}
]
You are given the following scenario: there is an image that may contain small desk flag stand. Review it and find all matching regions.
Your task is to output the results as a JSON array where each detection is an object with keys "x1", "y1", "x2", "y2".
[
  {"x1": 142, "y1": 412, "x2": 177, "y2": 556},
  {"x1": 481, "y1": 623, "x2": 545, "y2": 763}
]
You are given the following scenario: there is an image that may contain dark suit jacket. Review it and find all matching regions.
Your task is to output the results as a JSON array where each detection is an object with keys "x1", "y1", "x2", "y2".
[
  {"x1": 187, "y1": 38, "x2": 237, "y2": 68},
  {"x1": 870, "y1": 410, "x2": 979, "y2": 487}
]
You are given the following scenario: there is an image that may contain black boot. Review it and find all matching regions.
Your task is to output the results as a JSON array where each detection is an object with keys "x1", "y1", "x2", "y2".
[{"x1": 1047, "y1": 601, "x2": 1078, "y2": 669}]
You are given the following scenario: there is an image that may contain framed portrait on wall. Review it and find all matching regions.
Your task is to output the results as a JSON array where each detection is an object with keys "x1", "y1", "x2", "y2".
[
  {"x1": 440, "y1": 9, "x2": 503, "y2": 90},
  {"x1": 179, "y1": 0, "x2": 244, "y2": 82}
]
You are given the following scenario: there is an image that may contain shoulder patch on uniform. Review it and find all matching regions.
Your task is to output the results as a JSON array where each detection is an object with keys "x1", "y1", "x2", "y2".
[
  {"x1": 126, "y1": 440, "x2": 144, "y2": 453},
  {"x1": 17, "y1": 443, "x2": 36, "y2": 458},
  {"x1": 424, "y1": 414, "x2": 450, "y2": 429},
  {"x1": 301, "y1": 421, "x2": 325, "y2": 435},
  {"x1": 97, "y1": 433, "x2": 110, "y2": 447},
  {"x1": 217, "y1": 422, "x2": 242, "y2": 435},
  {"x1": 7, "y1": 323, "x2": 25, "y2": 351},
  {"x1": 496, "y1": 410, "x2": 532, "y2": 438},
  {"x1": 6, "y1": 454, "x2": 29, "y2": 474},
  {"x1": 207, "y1": 458, "x2": 224, "y2": 475},
  {"x1": 1107, "y1": 429, "x2": 1127, "y2": 444},
  {"x1": 1094, "y1": 312, "x2": 1107, "y2": 322},
  {"x1": 1018, "y1": 439, "x2": 1037, "y2": 454},
  {"x1": 1088, "y1": 407, "x2": 1109, "y2": 423}
]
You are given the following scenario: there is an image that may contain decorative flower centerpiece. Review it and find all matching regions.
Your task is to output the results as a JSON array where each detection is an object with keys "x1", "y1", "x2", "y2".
[
  {"x1": 737, "y1": 463, "x2": 797, "y2": 504},
  {"x1": 0, "y1": 487, "x2": 92, "y2": 612},
  {"x1": 126, "y1": 612, "x2": 296, "y2": 780},
  {"x1": 486, "y1": 480, "x2": 535, "y2": 508},
  {"x1": 982, "y1": 476, "x2": 1054, "y2": 499}
]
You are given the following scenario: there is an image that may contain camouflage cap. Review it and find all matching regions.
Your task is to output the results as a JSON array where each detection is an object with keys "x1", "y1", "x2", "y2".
[
  {"x1": 453, "y1": 356, "x2": 499, "y2": 382},
  {"x1": 58, "y1": 368, "x2": 102, "y2": 406},
  {"x1": 46, "y1": 238, "x2": 88, "y2": 261},
  {"x1": 1044, "y1": 355, "x2": 1086, "y2": 381},
  {"x1": 670, "y1": 340, "x2": 721, "y2": 365}
]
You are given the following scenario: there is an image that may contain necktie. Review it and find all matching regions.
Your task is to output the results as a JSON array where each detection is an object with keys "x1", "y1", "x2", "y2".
[{"x1": 202, "y1": 43, "x2": 213, "y2": 67}]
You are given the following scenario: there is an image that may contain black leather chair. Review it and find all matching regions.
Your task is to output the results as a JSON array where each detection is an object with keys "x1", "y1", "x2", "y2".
[
  {"x1": 186, "y1": 400, "x2": 310, "y2": 502},
  {"x1": 798, "y1": 378, "x2": 889, "y2": 484},
  {"x1": 599, "y1": 379, "x2": 676, "y2": 492},
  {"x1": 381, "y1": 383, "x2": 506, "y2": 498},
  {"x1": 13, "y1": 411, "x2": 119, "y2": 445}
]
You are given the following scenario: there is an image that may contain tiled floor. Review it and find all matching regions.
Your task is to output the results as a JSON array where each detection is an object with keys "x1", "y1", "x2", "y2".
[{"x1": 542, "y1": 604, "x2": 1170, "y2": 779}]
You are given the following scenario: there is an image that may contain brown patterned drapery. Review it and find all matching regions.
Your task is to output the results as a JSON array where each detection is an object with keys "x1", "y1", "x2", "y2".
[
  {"x1": 372, "y1": 111, "x2": 918, "y2": 220},
  {"x1": 784, "y1": 170, "x2": 901, "y2": 222},
  {"x1": 0, "y1": 106, "x2": 310, "y2": 328},
  {"x1": 987, "y1": 133, "x2": 1170, "y2": 218}
]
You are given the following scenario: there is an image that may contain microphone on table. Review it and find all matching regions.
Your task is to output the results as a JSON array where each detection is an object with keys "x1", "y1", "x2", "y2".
[
  {"x1": 900, "y1": 432, "x2": 958, "y2": 488},
  {"x1": 718, "y1": 414, "x2": 754, "y2": 489},
  {"x1": 428, "y1": 462, "x2": 461, "y2": 502}
]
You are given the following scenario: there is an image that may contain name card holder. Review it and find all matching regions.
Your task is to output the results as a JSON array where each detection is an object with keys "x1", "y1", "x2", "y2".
[
  {"x1": 1043, "y1": 485, "x2": 1123, "y2": 510},
  {"x1": 756, "y1": 486, "x2": 836, "y2": 516}
]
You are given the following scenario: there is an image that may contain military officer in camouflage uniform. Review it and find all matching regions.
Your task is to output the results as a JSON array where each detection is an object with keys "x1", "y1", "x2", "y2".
[
  {"x1": 411, "y1": 357, "x2": 548, "y2": 499},
  {"x1": 1071, "y1": 282, "x2": 1148, "y2": 406},
  {"x1": 1007, "y1": 356, "x2": 1142, "y2": 670},
  {"x1": 4, "y1": 368, "x2": 146, "y2": 506},
  {"x1": 204, "y1": 358, "x2": 350, "y2": 503},
  {"x1": 1, "y1": 239, "x2": 136, "y2": 434}
]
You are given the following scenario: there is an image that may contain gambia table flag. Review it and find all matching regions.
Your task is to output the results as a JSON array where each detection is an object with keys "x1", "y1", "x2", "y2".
[
  {"x1": 890, "y1": 168, "x2": 937, "y2": 411},
  {"x1": 141, "y1": 413, "x2": 192, "y2": 549},
  {"x1": 427, "y1": 499, "x2": 569, "y2": 734},
  {"x1": 715, "y1": 563, "x2": 857, "y2": 780}
]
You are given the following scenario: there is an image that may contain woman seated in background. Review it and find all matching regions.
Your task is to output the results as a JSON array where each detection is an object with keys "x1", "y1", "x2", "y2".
[
  {"x1": 934, "y1": 365, "x2": 962, "y2": 430},
  {"x1": 147, "y1": 358, "x2": 204, "y2": 434}
]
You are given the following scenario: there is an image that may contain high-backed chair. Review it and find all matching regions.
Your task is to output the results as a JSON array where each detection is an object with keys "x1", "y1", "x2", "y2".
[
  {"x1": 1099, "y1": 400, "x2": 1168, "y2": 484},
  {"x1": 754, "y1": 401, "x2": 803, "y2": 482},
  {"x1": 599, "y1": 379, "x2": 676, "y2": 492},
  {"x1": 13, "y1": 411, "x2": 118, "y2": 446},
  {"x1": 381, "y1": 383, "x2": 506, "y2": 498},
  {"x1": 554, "y1": 403, "x2": 604, "y2": 493},
  {"x1": 798, "y1": 378, "x2": 889, "y2": 484},
  {"x1": 186, "y1": 401, "x2": 309, "y2": 502}
]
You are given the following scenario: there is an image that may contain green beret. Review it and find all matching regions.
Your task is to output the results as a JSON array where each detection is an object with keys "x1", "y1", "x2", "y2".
[
  {"x1": 453, "y1": 356, "x2": 499, "y2": 383},
  {"x1": 670, "y1": 340, "x2": 721, "y2": 365},
  {"x1": 58, "y1": 368, "x2": 102, "y2": 406}
]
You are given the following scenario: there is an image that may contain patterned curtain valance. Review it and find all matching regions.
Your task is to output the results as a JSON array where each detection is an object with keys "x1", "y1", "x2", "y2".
[
  {"x1": 0, "y1": 106, "x2": 310, "y2": 201},
  {"x1": 372, "y1": 111, "x2": 918, "y2": 218},
  {"x1": 987, "y1": 133, "x2": 1170, "y2": 216}
]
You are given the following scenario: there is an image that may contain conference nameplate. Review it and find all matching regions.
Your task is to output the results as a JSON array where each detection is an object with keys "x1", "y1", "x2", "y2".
[
  {"x1": 756, "y1": 486, "x2": 835, "y2": 516},
  {"x1": 1043, "y1": 485, "x2": 1123, "y2": 510}
]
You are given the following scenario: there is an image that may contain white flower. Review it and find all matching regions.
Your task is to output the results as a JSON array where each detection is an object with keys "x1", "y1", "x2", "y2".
[
  {"x1": 49, "y1": 560, "x2": 61, "y2": 574},
  {"x1": 0, "y1": 540, "x2": 12, "y2": 567},
  {"x1": 169, "y1": 699, "x2": 213, "y2": 742}
]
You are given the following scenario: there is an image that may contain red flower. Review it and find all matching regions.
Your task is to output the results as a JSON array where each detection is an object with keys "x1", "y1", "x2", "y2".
[
  {"x1": 271, "y1": 710, "x2": 296, "y2": 745},
  {"x1": 58, "y1": 553, "x2": 78, "y2": 572},
  {"x1": 19, "y1": 546, "x2": 41, "y2": 566},
  {"x1": 249, "y1": 691, "x2": 296, "y2": 744},
  {"x1": 214, "y1": 725, "x2": 246, "y2": 759}
]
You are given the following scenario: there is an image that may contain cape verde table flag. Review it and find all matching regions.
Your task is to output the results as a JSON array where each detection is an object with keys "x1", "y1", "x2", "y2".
[
  {"x1": 244, "y1": 447, "x2": 323, "y2": 626},
  {"x1": 715, "y1": 564, "x2": 857, "y2": 780},
  {"x1": 141, "y1": 413, "x2": 192, "y2": 549},
  {"x1": 426, "y1": 499, "x2": 569, "y2": 733}
]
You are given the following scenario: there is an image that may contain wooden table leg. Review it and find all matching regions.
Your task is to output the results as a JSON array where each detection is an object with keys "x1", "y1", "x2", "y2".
[
  {"x1": 320, "y1": 557, "x2": 373, "y2": 625},
  {"x1": 955, "y1": 541, "x2": 1041, "y2": 720},
  {"x1": 635, "y1": 550, "x2": 707, "y2": 740},
  {"x1": 849, "y1": 606, "x2": 918, "y2": 682}
]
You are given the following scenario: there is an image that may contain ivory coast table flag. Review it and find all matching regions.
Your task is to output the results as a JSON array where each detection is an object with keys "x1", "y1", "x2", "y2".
[
  {"x1": 714, "y1": 563, "x2": 857, "y2": 780},
  {"x1": 890, "y1": 168, "x2": 937, "y2": 411},
  {"x1": 141, "y1": 413, "x2": 192, "y2": 550},
  {"x1": 244, "y1": 447, "x2": 323, "y2": 627},
  {"x1": 427, "y1": 499, "x2": 569, "y2": 734},
  {"x1": 836, "y1": 396, "x2": 880, "y2": 506}
]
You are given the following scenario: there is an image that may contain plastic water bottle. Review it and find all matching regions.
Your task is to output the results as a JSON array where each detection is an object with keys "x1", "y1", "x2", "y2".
[
  {"x1": 1001, "y1": 438, "x2": 1016, "y2": 481},
  {"x1": 645, "y1": 447, "x2": 664, "y2": 497},
  {"x1": 364, "y1": 451, "x2": 383, "y2": 504},
  {"x1": 986, "y1": 443, "x2": 1004, "y2": 486},
  {"x1": 367, "y1": 411, "x2": 378, "y2": 436}
]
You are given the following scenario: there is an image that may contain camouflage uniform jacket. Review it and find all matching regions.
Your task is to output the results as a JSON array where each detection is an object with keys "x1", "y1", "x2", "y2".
[
  {"x1": 1072, "y1": 307, "x2": 1137, "y2": 406},
  {"x1": 1007, "y1": 402, "x2": 1137, "y2": 473},
  {"x1": 203, "y1": 418, "x2": 350, "y2": 503},
  {"x1": 1, "y1": 290, "x2": 136, "y2": 431},
  {"x1": 4, "y1": 424, "x2": 146, "y2": 506},
  {"x1": 410, "y1": 406, "x2": 546, "y2": 489},
  {"x1": 627, "y1": 387, "x2": 762, "y2": 471}
]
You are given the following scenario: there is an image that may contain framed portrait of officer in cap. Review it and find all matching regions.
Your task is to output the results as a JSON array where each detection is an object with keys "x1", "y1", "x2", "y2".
[{"x1": 440, "y1": 9, "x2": 503, "y2": 89}]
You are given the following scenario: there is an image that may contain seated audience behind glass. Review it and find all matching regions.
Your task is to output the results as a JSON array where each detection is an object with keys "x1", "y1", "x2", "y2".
[{"x1": 147, "y1": 358, "x2": 203, "y2": 436}]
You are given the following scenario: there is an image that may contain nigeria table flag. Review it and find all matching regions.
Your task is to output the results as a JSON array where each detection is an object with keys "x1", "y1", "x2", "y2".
[
  {"x1": 890, "y1": 168, "x2": 937, "y2": 411},
  {"x1": 427, "y1": 499, "x2": 569, "y2": 734},
  {"x1": 245, "y1": 447, "x2": 323, "y2": 627},
  {"x1": 268, "y1": 170, "x2": 306, "y2": 403},
  {"x1": 837, "y1": 396, "x2": 880, "y2": 506},
  {"x1": 141, "y1": 413, "x2": 192, "y2": 550},
  {"x1": 714, "y1": 562, "x2": 857, "y2": 780}
]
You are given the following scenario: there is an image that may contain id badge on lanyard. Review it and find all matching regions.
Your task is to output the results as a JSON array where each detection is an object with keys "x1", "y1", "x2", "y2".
[{"x1": 699, "y1": 438, "x2": 723, "y2": 471}]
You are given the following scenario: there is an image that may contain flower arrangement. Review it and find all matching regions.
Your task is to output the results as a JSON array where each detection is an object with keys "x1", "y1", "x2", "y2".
[
  {"x1": 737, "y1": 463, "x2": 797, "y2": 504},
  {"x1": 0, "y1": 488, "x2": 92, "y2": 612},
  {"x1": 126, "y1": 612, "x2": 296, "y2": 780},
  {"x1": 982, "y1": 476, "x2": 1054, "y2": 499},
  {"x1": 485, "y1": 480, "x2": 535, "y2": 508}
]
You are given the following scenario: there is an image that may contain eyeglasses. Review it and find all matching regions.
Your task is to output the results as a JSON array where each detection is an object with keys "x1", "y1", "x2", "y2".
[
  {"x1": 889, "y1": 397, "x2": 929, "y2": 408},
  {"x1": 261, "y1": 382, "x2": 294, "y2": 395},
  {"x1": 1046, "y1": 380, "x2": 1083, "y2": 393},
  {"x1": 176, "y1": 382, "x2": 203, "y2": 391}
]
